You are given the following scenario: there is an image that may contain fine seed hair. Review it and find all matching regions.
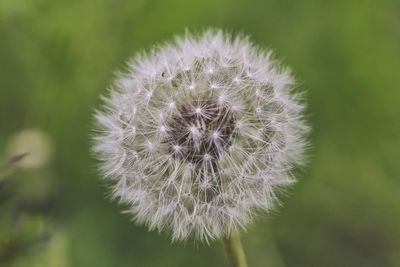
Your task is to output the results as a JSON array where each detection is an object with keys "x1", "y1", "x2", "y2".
[{"x1": 92, "y1": 29, "x2": 309, "y2": 242}]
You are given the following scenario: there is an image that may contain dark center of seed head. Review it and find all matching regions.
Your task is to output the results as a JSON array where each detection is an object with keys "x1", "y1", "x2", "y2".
[{"x1": 164, "y1": 99, "x2": 235, "y2": 165}]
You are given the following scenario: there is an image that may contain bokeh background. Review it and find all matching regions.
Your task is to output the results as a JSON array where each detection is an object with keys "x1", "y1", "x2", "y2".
[{"x1": 1, "y1": 0, "x2": 399, "y2": 266}]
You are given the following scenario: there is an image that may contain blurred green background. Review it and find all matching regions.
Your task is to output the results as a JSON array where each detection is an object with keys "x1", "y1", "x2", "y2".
[{"x1": 1, "y1": 0, "x2": 399, "y2": 266}]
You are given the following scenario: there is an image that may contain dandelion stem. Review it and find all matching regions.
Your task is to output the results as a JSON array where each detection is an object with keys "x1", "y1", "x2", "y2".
[{"x1": 224, "y1": 230, "x2": 248, "y2": 267}]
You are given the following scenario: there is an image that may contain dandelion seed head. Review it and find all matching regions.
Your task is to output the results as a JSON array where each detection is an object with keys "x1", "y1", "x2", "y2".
[{"x1": 92, "y1": 29, "x2": 309, "y2": 242}]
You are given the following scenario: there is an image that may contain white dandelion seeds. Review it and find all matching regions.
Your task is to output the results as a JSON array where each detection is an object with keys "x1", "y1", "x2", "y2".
[{"x1": 92, "y1": 29, "x2": 309, "y2": 242}]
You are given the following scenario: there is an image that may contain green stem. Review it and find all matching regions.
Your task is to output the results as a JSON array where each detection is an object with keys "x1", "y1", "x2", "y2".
[{"x1": 224, "y1": 230, "x2": 248, "y2": 267}]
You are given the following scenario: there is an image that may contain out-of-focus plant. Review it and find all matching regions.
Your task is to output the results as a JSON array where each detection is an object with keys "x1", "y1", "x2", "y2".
[{"x1": 0, "y1": 129, "x2": 59, "y2": 266}]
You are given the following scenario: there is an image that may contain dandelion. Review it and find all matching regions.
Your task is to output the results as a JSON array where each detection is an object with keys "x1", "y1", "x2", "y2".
[{"x1": 92, "y1": 29, "x2": 308, "y2": 265}]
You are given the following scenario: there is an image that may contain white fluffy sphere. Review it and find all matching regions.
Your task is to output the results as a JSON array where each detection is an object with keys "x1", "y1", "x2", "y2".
[{"x1": 93, "y1": 30, "x2": 308, "y2": 242}]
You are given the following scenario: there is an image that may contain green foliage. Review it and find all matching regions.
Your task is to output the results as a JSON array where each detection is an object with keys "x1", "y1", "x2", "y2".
[{"x1": 0, "y1": 0, "x2": 399, "y2": 266}]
